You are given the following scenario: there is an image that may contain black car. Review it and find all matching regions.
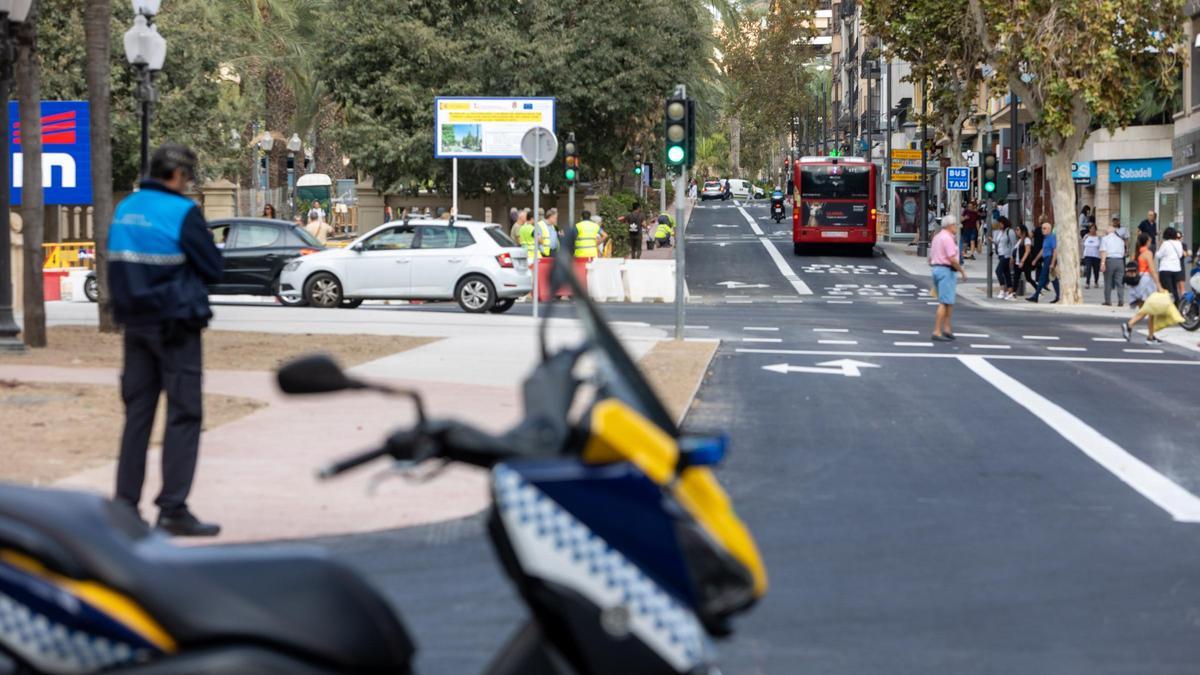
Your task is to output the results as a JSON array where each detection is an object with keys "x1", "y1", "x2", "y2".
[{"x1": 85, "y1": 218, "x2": 324, "y2": 306}]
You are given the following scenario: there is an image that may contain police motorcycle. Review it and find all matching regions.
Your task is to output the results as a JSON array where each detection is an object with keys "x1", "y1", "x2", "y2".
[
  {"x1": 1178, "y1": 257, "x2": 1200, "y2": 331},
  {"x1": 769, "y1": 189, "x2": 786, "y2": 224},
  {"x1": 0, "y1": 238, "x2": 766, "y2": 675}
]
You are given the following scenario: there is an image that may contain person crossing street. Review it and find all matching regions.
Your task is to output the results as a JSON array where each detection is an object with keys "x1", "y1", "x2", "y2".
[{"x1": 107, "y1": 144, "x2": 224, "y2": 537}]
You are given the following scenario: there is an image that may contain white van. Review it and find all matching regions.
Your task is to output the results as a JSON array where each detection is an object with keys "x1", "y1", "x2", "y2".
[{"x1": 726, "y1": 179, "x2": 764, "y2": 200}]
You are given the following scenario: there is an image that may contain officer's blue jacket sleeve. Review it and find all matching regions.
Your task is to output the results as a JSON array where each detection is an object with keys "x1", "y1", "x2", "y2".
[{"x1": 179, "y1": 206, "x2": 224, "y2": 284}]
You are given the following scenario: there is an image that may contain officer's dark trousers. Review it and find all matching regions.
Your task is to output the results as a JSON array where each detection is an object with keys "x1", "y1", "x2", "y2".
[{"x1": 115, "y1": 322, "x2": 204, "y2": 516}]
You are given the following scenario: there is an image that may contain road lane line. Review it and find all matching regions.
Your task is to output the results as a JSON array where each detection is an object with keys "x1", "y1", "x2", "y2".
[
  {"x1": 1093, "y1": 337, "x2": 1126, "y2": 343},
  {"x1": 882, "y1": 329, "x2": 920, "y2": 335},
  {"x1": 956, "y1": 332, "x2": 990, "y2": 338},
  {"x1": 1023, "y1": 335, "x2": 1060, "y2": 341},
  {"x1": 826, "y1": 300, "x2": 854, "y2": 304},
  {"x1": 734, "y1": 347, "x2": 1200, "y2": 366},
  {"x1": 743, "y1": 326, "x2": 779, "y2": 332},
  {"x1": 736, "y1": 205, "x2": 812, "y2": 296},
  {"x1": 742, "y1": 337, "x2": 782, "y2": 343},
  {"x1": 775, "y1": 299, "x2": 804, "y2": 303},
  {"x1": 876, "y1": 300, "x2": 904, "y2": 305},
  {"x1": 970, "y1": 344, "x2": 1010, "y2": 350},
  {"x1": 1124, "y1": 348, "x2": 1164, "y2": 354},
  {"x1": 958, "y1": 355, "x2": 1200, "y2": 523},
  {"x1": 812, "y1": 328, "x2": 849, "y2": 333},
  {"x1": 893, "y1": 341, "x2": 934, "y2": 347},
  {"x1": 1047, "y1": 347, "x2": 1087, "y2": 352},
  {"x1": 819, "y1": 340, "x2": 858, "y2": 345},
  {"x1": 726, "y1": 300, "x2": 753, "y2": 304}
]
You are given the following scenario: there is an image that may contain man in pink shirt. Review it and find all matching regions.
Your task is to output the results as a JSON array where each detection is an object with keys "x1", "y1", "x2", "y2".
[{"x1": 929, "y1": 214, "x2": 968, "y2": 341}]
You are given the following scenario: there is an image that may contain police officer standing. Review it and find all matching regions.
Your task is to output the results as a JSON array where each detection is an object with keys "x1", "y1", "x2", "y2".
[
  {"x1": 572, "y1": 210, "x2": 603, "y2": 260},
  {"x1": 108, "y1": 144, "x2": 224, "y2": 537}
]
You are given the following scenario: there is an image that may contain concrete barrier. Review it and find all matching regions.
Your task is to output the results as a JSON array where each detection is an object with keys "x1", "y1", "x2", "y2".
[
  {"x1": 587, "y1": 259, "x2": 626, "y2": 301},
  {"x1": 624, "y1": 260, "x2": 677, "y2": 303}
]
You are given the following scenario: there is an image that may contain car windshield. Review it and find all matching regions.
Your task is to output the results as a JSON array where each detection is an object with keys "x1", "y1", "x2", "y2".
[{"x1": 485, "y1": 226, "x2": 519, "y2": 247}]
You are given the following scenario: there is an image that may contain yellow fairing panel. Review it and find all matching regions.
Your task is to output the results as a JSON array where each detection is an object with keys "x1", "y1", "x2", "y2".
[
  {"x1": 0, "y1": 550, "x2": 177, "y2": 652},
  {"x1": 583, "y1": 399, "x2": 768, "y2": 596}
]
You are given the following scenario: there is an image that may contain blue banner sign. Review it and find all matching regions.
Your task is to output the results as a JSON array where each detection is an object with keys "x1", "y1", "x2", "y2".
[{"x1": 8, "y1": 100, "x2": 93, "y2": 206}]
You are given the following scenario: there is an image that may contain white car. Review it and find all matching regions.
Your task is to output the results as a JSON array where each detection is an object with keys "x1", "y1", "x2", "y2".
[
  {"x1": 700, "y1": 180, "x2": 727, "y2": 201},
  {"x1": 279, "y1": 219, "x2": 531, "y2": 313}
]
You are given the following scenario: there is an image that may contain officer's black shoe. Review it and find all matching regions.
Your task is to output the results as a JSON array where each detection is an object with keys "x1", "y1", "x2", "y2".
[{"x1": 156, "y1": 510, "x2": 221, "y2": 537}]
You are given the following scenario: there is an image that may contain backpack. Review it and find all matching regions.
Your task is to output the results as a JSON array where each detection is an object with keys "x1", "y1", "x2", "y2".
[{"x1": 1123, "y1": 260, "x2": 1141, "y2": 287}]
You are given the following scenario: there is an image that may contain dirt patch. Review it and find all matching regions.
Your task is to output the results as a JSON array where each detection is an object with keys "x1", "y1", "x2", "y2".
[
  {"x1": 0, "y1": 326, "x2": 437, "y2": 371},
  {"x1": 0, "y1": 380, "x2": 263, "y2": 485},
  {"x1": 638, "y1": 340, "x2": 719, "y2": 424}
]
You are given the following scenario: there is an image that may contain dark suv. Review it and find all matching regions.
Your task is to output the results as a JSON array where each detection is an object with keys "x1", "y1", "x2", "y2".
[{"x1": 85, "y1": 218, "x2": 324, "y2": 306}]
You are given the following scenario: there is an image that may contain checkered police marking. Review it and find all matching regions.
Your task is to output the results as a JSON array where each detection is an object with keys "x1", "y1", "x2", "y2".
[
  {"x1": 0, "y1": 594, "x2": 142, "y2": 674},
  {"x1": 493, "y1": 465, "x2": 709, "y2": 671}
]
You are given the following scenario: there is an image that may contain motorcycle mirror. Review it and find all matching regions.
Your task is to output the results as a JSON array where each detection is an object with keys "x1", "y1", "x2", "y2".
[{"x1": 277, "y1": 354, "x2": 366, "y2": 395}]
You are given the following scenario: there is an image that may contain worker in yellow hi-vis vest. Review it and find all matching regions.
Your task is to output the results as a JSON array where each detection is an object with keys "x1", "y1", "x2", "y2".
[
  {"x1": 653, "y1": 214, "x2": 675, "y2": 249},
  {"x1": 517, "y1": 216, "x2": 537, "y2": 264},
  {"x1": 573, "y1": 210, "x2": 603, "y2": 260}
]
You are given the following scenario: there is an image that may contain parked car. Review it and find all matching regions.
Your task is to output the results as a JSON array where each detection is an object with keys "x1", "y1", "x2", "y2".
[
  {"x1": 84, "y1": 218, "x2": 324, "y2": 306},
  {"x1": 279, "y1": 219, "x2": 532, "y2": 313},
  {"x1": 700, "y1": 180, "x2": 727, "y2": 201}
]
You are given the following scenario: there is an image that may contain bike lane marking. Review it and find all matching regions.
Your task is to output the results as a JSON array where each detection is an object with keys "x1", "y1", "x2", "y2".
[{"x1": 736, "y1": 205, "x2": 812, "y2": 296}]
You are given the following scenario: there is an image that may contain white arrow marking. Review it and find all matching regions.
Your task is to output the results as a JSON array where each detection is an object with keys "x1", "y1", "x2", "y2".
[
  {"x1": 717, "y1": 281, "x2": 770, "y2": 289},
  {"x1": 762, "y1": 359, "x2": 881, "y2": 377}
]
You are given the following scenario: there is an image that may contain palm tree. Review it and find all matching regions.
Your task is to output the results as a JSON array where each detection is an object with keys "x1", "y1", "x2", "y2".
[
  {"x1": 15, "y1": 0, "x2": 45, "y2": 347},
  {"x1": 84, "y1": 0, "x2": 116, "y2": 332}
]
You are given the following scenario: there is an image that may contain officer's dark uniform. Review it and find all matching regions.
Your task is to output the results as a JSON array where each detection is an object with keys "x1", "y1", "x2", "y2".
[{"x1": 108, "y1": 178, "x2": 222, "y2": 521}]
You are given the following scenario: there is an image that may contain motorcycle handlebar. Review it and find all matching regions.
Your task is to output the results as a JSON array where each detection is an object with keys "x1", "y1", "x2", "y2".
[{"x1": 319, "y1": 421, "x2": 518, "y2": 479}]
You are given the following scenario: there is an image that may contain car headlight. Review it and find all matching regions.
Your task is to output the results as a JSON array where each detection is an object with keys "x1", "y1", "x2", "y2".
[{"x1": 283, "y1": 260, "x2": 303, "y2": 272}]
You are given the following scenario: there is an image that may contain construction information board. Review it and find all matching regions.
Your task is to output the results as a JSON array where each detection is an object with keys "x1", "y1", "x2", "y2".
[{"x1": 434, "y1": 97, "x2": 556, "y2": 159}]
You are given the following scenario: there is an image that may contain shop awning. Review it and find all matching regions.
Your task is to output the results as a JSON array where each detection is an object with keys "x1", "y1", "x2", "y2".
[{"x1": 1161, "y1": 161, "x2": 1200, "y2": 181}]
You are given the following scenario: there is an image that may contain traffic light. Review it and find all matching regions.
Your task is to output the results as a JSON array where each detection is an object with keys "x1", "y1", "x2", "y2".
[
  {"x1": 982, "y1": 151, "x2": 998, "y2": 195},
  {"x1": 664, "y1": 92, "x2": 695, "y2": 168},
  {"x1": 564, "y1": 133, "x2": 578, "y2": 183}
]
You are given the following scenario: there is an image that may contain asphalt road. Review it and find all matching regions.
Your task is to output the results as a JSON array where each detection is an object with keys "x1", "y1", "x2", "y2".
[{"x1": 305, "y1": 199, "x2": 1200, "y2": 674}]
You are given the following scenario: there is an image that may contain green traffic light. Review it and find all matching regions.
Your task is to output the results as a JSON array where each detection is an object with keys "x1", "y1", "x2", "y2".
[
  {"x1": 565, "y1": 168, "x2": 577, "y2": 181},
  {"x1": 634, "y1": 166, "x2": 642, "y2": 175},
  {"x1": 984, "y1": 181, "x2": 996, "y2": 193},
  {"x1": 667, "y1": 145, "x2": 685, "y2": 164}
]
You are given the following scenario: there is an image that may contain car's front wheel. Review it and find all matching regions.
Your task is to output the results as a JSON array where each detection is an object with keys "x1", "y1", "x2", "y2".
[
  {"x1": 84, "y1": 274, "x2": 99, "y2": 303},
  {"x1": 456, "y1": 275, "x2": 496, "y2": 313},
  {"x1": 305, "y1": 272, "x2": 343, "y2": 308},
  {"x1": 488, "y1": 298, "x2": 516, "y2": 314}
]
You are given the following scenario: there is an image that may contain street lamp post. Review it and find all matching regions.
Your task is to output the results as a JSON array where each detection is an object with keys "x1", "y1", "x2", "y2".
[
  {"x1": 123, "y1": 1, "x2": 166, "y2": 180},
  {"x1": 0, "y1": 0, "x2": 34, "y2": 351},
  {"x1": 286, "y1": 133, "x2": 301, "y2": 217},
  {"x1": 258, "y1": 131, "x2": 274, "y2": 212}
]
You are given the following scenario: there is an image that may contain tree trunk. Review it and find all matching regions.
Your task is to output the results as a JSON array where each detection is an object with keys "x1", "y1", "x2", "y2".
[
  {"x1": 16, "y1": 3, "x2": 45, "y2": 348},
  {"x1": 946, "y1": 128, "x2": 965, "y2": 217},
  {"x1": 1045, "y1": 149, "x2": 1082, "y2": 304},
  {"x1": 84, "y1": 0, "x2": 116, "y2": 332},
  {"x1": 264, "y1": 66, "x2": 296, "y2": 198}
]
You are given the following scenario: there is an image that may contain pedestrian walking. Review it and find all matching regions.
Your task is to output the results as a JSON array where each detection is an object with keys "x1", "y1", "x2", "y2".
[
  {"x1": 1078, "y1": 205, "x2": 1092, "y2": 237},
  {"x1": 1081, "y1": 223, "x2": 1101, "y2": 289},
  {"x1": 1156, "y1": 226, "x2": 1187, "y2": 303},
  {"x1": 929, "y1": 215, "x2": 968, "y2": 341},
  {"x1": 509, "y1": 208, "x2": 528, "y2": 242},
  {"x1": 305, "y1": 213, "x2": 332, "y2": 244},
  {"x1": 1012, "y1": 223, "x2": 1031, "y2": 296},
  {"x1": 307, "y1": 200, "x2": 326, "y2": 223},
  {"x1": 626, "y1": 202, "x2": 645, "y2": 259},
  {"x1": 1100, "y1": 220, "x2": 1127, "y2": 306},
  {"x1": 992, "y1": 216, "x2": 1016, "y2": 298},
  {"x1": 262, "y1": 203, "x2": 277, "y2": 219},
  {"x1": 1026, "y1": 221, "x2": 1061, "y2": 303},
  {"x1": 384, "y1": 205, "x2": 394, "y2": 223},
  {"x1": 107, "y1": 145, "x2": 223, "y2": 537},
  {"x1": 1137, "y1": 210, "x2": 1159, "y2": 250},
  {"x1": 961, "y1": 200, "x2": 980, "y2": 260}
]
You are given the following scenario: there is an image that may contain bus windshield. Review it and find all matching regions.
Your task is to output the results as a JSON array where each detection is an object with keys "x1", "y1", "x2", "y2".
[{"x1": 799, "y1": 165, "x2": 871, "y2": 200}]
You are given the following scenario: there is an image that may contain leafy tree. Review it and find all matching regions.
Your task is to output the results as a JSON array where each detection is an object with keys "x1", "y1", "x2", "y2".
[
  {"x1": 969, "y1": 0, "x2": 1184, "y2": 303},
  {"x1": 864, "y1": 0, "x2": 986, "y2": 215},
  {"x1": 695, "y1": 133, "x2": 732, "y2": 178}
]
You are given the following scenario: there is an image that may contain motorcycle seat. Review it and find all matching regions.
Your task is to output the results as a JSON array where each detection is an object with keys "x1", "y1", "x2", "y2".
[{"x1": 0, "y1": 484, "x2": 414, "y2": 671}]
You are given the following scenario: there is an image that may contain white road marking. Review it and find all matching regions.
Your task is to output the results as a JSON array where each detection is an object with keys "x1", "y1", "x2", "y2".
[
  {"x1": 1047, "y1": 347, "x2": 1087, "y2": 352},
  {"x1": 775, "y1": 299, "x2": 804, "y2": 304},
  {"x1": 926, "y1": 301, "x2": 940, "y2": 305},
  {"x1": 958, "y1": 355, "x2": 1200, "y2": 523},
  {"x1": 819, "y1": 339, "x2": 859, "y2": 345},
  {"x1": 826, "y1": 300, "x2": 854, "y2": 304},
  {"x1": 970, "y1": 344, "x2": 1011, "y2": 350},
  {"x1": 726, "y1": 300, "x2": 753, "y2": 304},
  {"x1": 735, "y1": 348, "x2": 1200, "y2": 366},
  {"x1": 743, "y1": 326, "x2": 779, "y2": 332},
  {"x1": 876, "y1": 300, "x2": 904, "y2": 305},
  {"x1": 724, "y1": 295, "x2": 750, "y2": 299},
  {"x1": 882, "y1": 329, "x2": 920, "y2": 335},
  {"x1": 956, "y1": 332, "x2": 990, "y2": 338},
  {"x1": 736, "y1": 206, "x2": 813, "y2": 296},
  {"x1": 1124, "y1": 348, "x2": 1164, "y2": 354},
  {"x1": 742, "y1": 337, "x2": 782, "y2": 343},
  {"x1": 1093, "y1": 337, "x2": 1126, "y2": 343},
  {"x1": 812, "y1": 328, "x2": 849, "y2": 333},
  {"x1": 1023, "y1": 335, "x2": 1060, "y2": 341}
]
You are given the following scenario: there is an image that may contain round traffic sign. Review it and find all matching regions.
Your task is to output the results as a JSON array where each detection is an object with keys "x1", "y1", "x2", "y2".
[{"x1": 521, "y1": 127, "x2": 557, "y2": 168}]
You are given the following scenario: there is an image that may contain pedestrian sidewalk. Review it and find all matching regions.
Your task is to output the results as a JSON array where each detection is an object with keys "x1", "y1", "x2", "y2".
[{"x1": 879, "y1": 240, "x2": 1200, "y2": 352}]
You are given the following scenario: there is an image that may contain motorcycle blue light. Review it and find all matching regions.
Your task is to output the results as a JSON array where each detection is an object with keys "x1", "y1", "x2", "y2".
[{"x1": 679, "y1": 435, "x2": 728, "y2": 467}]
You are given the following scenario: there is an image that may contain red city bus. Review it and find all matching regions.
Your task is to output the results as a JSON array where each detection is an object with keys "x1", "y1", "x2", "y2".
[{"x1": 791, "y1": 156, "x2": 878, "y2": 255}]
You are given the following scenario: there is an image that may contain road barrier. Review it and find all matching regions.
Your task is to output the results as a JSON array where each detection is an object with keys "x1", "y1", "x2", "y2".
[{"x1": 43, "y1": 242, "x2": 95, "y2": 269}]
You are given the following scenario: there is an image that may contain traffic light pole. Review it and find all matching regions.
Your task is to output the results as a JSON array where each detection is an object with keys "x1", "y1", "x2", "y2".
[
  {"x1": 985, "y1": 119, "x2": 994, "y2": 299},
  {"x1": 674, "y1": 167, "x2": 687, "y2": 341},
  {"x1": 568, "y1": 183, "x2": 575, "y2": 232}
]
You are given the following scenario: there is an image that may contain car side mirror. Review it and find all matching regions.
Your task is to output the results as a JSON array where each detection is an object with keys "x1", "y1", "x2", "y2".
[{"x1": 350, "y1": 242, "x2": 364, "y2": 252}]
